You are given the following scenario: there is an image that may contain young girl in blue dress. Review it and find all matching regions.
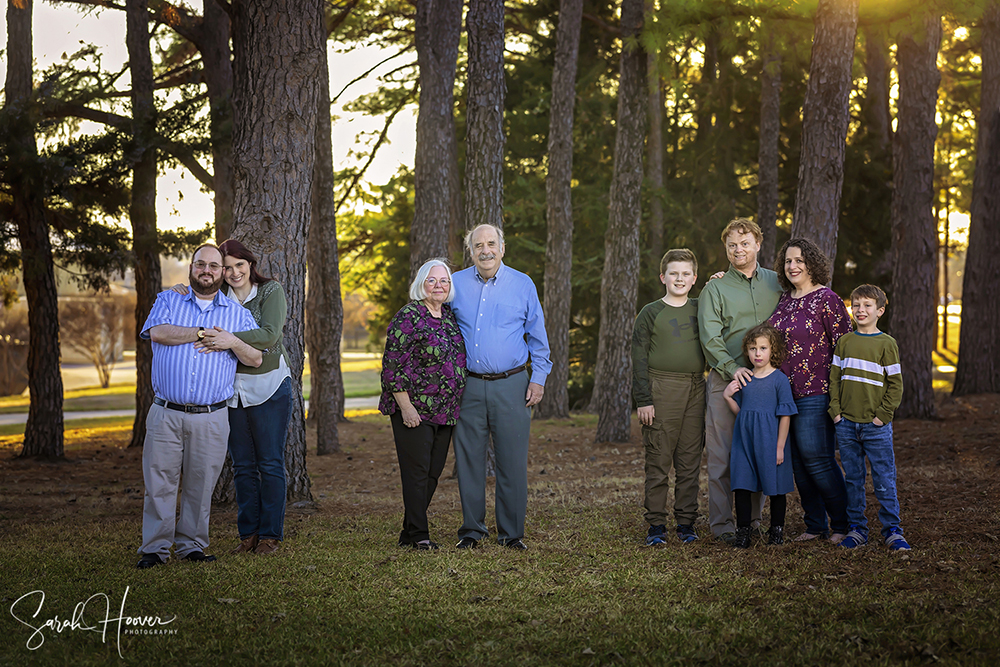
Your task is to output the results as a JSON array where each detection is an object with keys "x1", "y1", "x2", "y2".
[{"x1": 723, "y1": 323, "x2": 798, "y2": 548}]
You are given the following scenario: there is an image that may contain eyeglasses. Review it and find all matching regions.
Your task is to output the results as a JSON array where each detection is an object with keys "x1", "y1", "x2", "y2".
[
  {"x1": 425, "y1": 278, "x2": 451, "y2": 286},
  {"x1": 193, "y1": 261, "x2": 223, "y2": 271}
]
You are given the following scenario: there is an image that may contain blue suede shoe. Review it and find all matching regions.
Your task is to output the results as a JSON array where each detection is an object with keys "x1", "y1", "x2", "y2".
[
  {"x1": 885, "y1": 528, "x2": 912, "y2": 551},
  {"x1": 840, "y1": 526, "x2": 868, "y2": 549},
  {"x1": 676, "y1": 524, "x2": 698, "y2": 543}
]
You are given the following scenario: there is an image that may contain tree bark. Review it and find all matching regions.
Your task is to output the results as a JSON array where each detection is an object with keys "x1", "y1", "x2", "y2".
[
  {"x1": 4, "y1": 0, "x2": 65, "y2": 458},
  {"x1": 790, "y1": 0, "x2": 860, "y2": 262},
  {"x1": 464, "y1": 0, "x2": 506, "y2": 232},
  {"x1": 954, "y1": 2, "x2": 1000, "y2": 396},
  {"x1": 645, "y1": 45, "x2": 665, "y2": 271},
  {"x1": 127, "y1": 0, "x2": 163, "y2": 450},
  {"x1": 231, "y1": 0, "x2": 323, "y2": 503},
  {"x1": 411, "y1": 0, "x2": 463, "y2": 276},
  {"x1": 862, "y1": 25, "x2": 892, "y2": 156},
  {"x1": 536, "y1": 0, "x2": 583, "y2": 421},
  {"x1": 201, "y1": 0, "x2": 235, "y2": 243},
  {"x1": 757, "y1": 26, "x2": 781, "y2": 269},
  {"x1": 591, "y1": 0, "x2": 645, "y2": 443},
  {"x1": 890, "y1": 13, "x2": 941, "y2": 420},
  {"x1": 307, "y1": 22, "x2": 346, "y2": 455}
]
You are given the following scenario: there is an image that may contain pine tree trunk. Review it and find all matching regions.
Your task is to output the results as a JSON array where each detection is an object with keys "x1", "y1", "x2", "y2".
[
  {"x1": 863, "y1": 26, "x2": 892, "y2": 156},
  {"x1": 591, "y1": 0, "x2": 645, "y2": 443},
  {"x1": 954, "y1": 2, "x2": 1000, "y2": 396},
  {"x1": 757, "y1": 27, "x2": 781, "y2": 269},
  {"x1": 646, "y1": 52, "x2": 665, "y2": 270},
  {"x1": 231, "y1": 0, "x2": 323, "y2": 503},
  {"x1": 127, "y1": 0, "x2": 163, "y2": 451},
  {"x1": 201, "y1": 0, "x2": 235, "y2": 243},
  {"x1": 411, "y1": 0, "x2": 463, "y2": 275},
  {"x1": 790, "y1": 0, "x2": 860, "y2": 262},
  {"x1": 694, "y1": 29, "x2": 718, "y2": 146},
  {"x1": 890, "y1": 14, "x2": 941, "y2": 420},
  {"x1": 464, "y1": 0, "x2": 506, "y2": 232},
  {"x1": 536, "y1": 0, "x2": 583, "y2": 421},
  {"x1": 4, "y1": 0, "x2": 64, "y2": 458},
  {"x1": 308, "y1": 25, "x2": 346, "y2": 455}
]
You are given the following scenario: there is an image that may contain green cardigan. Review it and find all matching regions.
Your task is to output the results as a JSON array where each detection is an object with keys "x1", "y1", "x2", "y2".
[{"x1": 229, "y1": 280, "x2": 288, "y2": 376}]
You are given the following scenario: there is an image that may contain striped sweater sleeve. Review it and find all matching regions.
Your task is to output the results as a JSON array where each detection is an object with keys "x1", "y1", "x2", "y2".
[{"x1": 876, "y1": 336, "x2": 903, "y2": 425}]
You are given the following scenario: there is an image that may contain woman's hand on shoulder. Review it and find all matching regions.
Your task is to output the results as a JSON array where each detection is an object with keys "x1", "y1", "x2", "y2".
[{"x1": 167, "y1": 283, "x2": 188, "y2": 295}]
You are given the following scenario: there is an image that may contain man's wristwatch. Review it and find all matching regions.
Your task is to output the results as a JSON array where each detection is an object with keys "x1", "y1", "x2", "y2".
[{"x1": 197, "y1": 327, "x2": 206, "y2": 339}]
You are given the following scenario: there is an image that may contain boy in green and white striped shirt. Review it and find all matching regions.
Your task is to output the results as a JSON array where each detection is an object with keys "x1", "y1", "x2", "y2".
[{"x1": 829, "y1": 284, "x2": 910, "y2": 551}]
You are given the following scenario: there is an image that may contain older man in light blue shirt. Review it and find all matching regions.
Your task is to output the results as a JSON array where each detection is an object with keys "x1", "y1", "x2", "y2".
[
  {"x1": 451, "y1": 224, "x2": 551, "y2": 550},
  {"x1": 136, "y1": 244, "x2": 262, "y2": 569}
]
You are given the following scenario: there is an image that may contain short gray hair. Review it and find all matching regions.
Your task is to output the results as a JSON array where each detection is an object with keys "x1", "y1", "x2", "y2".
[
  {"x1": 464, "y1": 224, "x2": 505, "y2": 255},
  {"x1": 409, "y1": 258, "x2": 456, "y2": 303}
]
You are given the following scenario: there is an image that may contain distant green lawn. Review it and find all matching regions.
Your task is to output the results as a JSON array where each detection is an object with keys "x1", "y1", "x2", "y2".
[{"x1": 0, "y1": 368, "x2": 381, "y2": 415}]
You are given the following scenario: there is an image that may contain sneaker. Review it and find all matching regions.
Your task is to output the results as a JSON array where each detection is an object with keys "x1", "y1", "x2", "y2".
[
  {"x1": 645, "y1": 524, "x2": 667, "y2": 546},
  {"x1": 717, "y1": 531, "x2": 737, "y2": 545},
  {"x1": 676, "y1": 524, "x2": 698, "y2": 543},
  {"x1": 840, "y1": 526, "x2": 868, "y2": 549},
  {"x1": 885, "y1": 528, "x2": 911, "y2": 551}
]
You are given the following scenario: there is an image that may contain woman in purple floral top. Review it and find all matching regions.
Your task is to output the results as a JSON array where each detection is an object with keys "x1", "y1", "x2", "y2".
[
  {"x1": 380, "y1": 258, "x2": 467, "y2": 550},
  {"x1": 769, "y1": 238, "x2": 853, "y2": 543}
]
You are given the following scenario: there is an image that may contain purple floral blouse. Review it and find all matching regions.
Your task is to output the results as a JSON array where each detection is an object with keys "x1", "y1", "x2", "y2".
[
  {"x1": 379, "y1": 301, "x2": 467, "y2": 425},
  {"x1": 768, "y1": 287, "x2": 852, "y2": 399}
]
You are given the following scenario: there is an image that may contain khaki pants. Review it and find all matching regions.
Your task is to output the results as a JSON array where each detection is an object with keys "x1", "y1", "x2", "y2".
[
  {"x1": 705, "y1": 369, "x2": 763, "y2": 536},
  {"x1": 140, "y1": 403, "x2": 230, "y2": 559},
  {"x1": 642, "y1": 370, "x2": 705, "y2": 526}
]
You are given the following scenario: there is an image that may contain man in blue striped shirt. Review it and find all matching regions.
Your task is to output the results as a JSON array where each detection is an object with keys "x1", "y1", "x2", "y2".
[
  {"x1": 451, "y1": 224, "x2": 551, "y2": 551},
  {"x1": 136, "y1": 244, "x2": 262, "y2": 569}
]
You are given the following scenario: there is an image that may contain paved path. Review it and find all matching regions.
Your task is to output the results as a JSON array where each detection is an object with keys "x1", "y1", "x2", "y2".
[{"x1": 0, "y1": 397, "x2": 380, "y2": 427}]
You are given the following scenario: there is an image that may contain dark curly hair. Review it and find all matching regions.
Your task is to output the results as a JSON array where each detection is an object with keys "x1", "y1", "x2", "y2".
[
  {"x1": 774, "y1": 238, "x2": 831, "y2": 292},
  {"x1": 741, "y1": 322, "x2": 788, "y2": 369}
]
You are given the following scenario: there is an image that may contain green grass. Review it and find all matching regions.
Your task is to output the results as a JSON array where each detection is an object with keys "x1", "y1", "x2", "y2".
[
  {"x1": 1, "y1": 510, "x2": 997, "y2": 665},
  {"x1": 0, "y1": 369, "x2": 382, "y2": 415}
]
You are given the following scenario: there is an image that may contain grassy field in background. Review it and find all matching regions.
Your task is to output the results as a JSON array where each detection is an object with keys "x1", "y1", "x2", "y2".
[{"x1": 0, "y1": 358, "x2": 382, "y2": 415}]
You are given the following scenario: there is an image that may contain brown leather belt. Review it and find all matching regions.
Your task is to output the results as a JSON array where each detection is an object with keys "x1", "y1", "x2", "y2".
[{"x1": 467, "y1": 364, "x2": 527, "y2": 381}]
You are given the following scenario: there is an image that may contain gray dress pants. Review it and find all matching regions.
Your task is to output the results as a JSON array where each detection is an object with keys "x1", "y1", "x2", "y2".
[{"x1": 453, "y1": 372, "x2": 531, "y2": 544}]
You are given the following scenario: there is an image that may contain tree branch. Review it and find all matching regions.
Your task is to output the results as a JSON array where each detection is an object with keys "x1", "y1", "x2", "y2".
[
  {"x1": 334, "y1": 89, "x2": 414, "y2": 216},
  {"x1": 160, "y1": 142, "x2": 214, "y2": 189},
  {"x1": 331, "y1": 48, "x2": 412, "y2": 105},
  {"x1": 44, "y1": 103, "x2": 131, "y2": 129}
]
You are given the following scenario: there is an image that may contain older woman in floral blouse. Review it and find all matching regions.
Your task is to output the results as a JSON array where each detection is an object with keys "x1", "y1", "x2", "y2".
[
  {"x1": 379, "y1": 258, "x2": 467, "y2": 550},
  {"x1": 768, "y1": 238, "x2": 853, "y2": 543}
]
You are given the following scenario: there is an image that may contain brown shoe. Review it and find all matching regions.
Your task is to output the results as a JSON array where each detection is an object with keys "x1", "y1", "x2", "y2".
[
  {"x1": 231, "y1": 535, "x2": 259, "y2": 554},
  {"x1": 255, "y1": 538, "x2": 280, "y2": 555}
]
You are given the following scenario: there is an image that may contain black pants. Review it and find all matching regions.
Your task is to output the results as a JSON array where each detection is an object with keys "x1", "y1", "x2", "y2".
[
  {"x1": 389, "y1": 412, "x2": 453, "y2": 544},
  {"x1": 735, "y1": 489, "x2": 786, "y2": 528}
]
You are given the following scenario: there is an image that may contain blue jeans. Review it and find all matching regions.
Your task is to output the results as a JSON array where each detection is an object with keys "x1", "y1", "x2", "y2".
[
  {"x1": 789, "y1": 394, "x2": 849, "y2": 535},
  {"x1": 835, "y1": 418, "x2": 901, "y2": 541},
  {"x1": 230, "y1": 376, "x2": 292, "y2": 541}
]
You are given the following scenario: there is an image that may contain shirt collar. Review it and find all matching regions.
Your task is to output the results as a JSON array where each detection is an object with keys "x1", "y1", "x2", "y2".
[
  {"x1": 476, "y1": 261, "x2": 506, "y2": 284},
  {"x1": 726, "y1": 263, "x2": 760, "y2": 282},
  {"x1": 223, "y1": 282, "x2": 257, "y2": 305},
  {"x1": 185, "y1": 288, "x2": 232, "y2": 308}
]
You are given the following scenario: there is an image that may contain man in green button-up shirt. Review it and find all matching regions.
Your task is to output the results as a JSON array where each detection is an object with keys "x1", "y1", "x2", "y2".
[{"x1": 698, "y1": 218, "x2": 782, "y2": 542}]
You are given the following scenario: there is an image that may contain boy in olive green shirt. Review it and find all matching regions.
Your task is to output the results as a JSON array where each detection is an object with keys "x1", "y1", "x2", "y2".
[{"x1": 632, "y1": 249, "x2": 705, "y2": 545}]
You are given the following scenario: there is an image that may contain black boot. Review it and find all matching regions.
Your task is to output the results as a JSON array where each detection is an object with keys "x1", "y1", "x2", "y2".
[
  {"x1": 731, "y1": 526, "x2": 752, "y2": 549},
  {"x1": 767, "y1": 525, "x2": 784, "y2": 545}
]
